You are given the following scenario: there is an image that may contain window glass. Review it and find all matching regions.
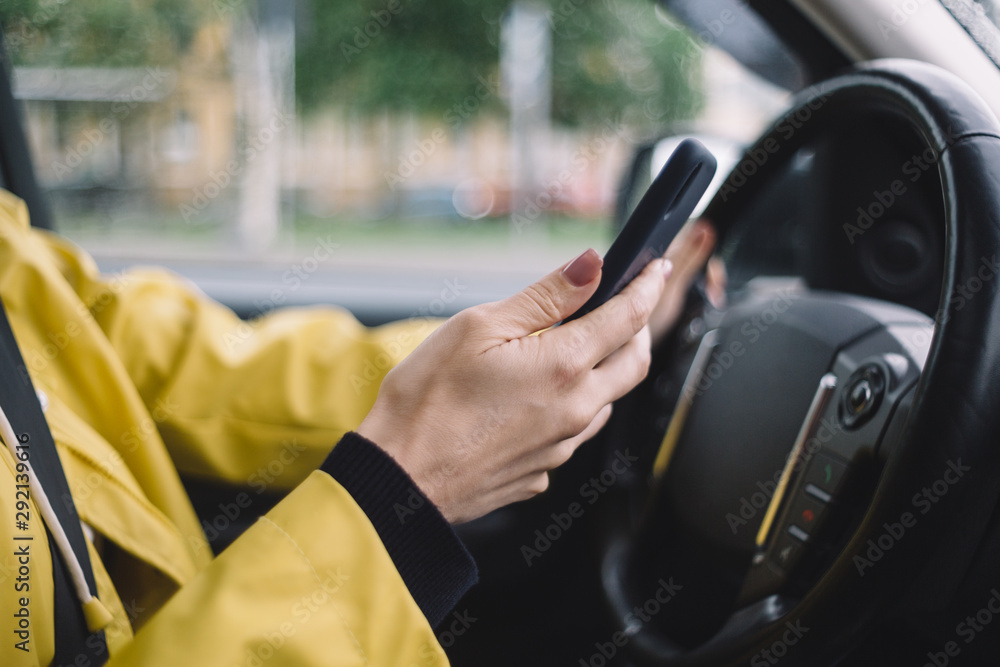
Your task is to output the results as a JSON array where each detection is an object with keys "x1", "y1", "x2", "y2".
[
  {"x1": 941, "y1": 0, "x2": 1000, "y2": 66},
  {"x1": 968, "y1": 0, "x2": 1000, "y2": 28},
  {"x1": 2, "y1": 0, "x2": 790, "y2": 311}
]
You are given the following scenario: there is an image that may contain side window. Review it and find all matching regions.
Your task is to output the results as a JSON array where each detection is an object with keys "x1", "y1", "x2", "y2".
[{"x1": 2, "y1": 0, "x2": 790, "y2": 317}]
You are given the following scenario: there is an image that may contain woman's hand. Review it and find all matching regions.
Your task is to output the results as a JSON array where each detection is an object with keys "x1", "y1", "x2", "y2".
[
  {"x1": 648, "y1": 219, "x2": 725, "y2": 346},
  {"x1": 358, "y1": 248, "x2": 672, "y2": 524}
]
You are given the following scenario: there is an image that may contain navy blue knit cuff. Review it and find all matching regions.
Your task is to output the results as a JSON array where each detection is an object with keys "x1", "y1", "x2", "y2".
[{"x1": 319, "y1": 431, "x2": 478, "y2": 628}]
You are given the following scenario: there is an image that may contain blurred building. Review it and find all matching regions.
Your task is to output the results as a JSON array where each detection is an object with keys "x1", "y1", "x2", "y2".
[{"x1": 11, "y1": 13, "x2": 783, "y2": 244}]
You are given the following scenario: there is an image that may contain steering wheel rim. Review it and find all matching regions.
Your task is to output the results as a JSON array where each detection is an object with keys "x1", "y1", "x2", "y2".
[{"x1": 597, "y1": 58, "x2": 1000, "y2": 665}]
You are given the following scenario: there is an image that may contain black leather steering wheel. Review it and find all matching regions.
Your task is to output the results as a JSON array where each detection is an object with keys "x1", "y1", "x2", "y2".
[{"x1": 594, "y1": 59, "x2": 1000, "y2": 665}]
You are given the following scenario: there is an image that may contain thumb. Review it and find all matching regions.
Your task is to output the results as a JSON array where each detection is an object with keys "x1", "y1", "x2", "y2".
[{"x1": 488, "y1": 248, "x2": 603, "y2": 338}]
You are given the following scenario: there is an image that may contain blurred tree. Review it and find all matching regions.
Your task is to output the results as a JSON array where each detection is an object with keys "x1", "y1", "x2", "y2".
[
  {"x1": 0, "y1": 0, "x2": 206, "y2": 67},
  {"x1": 0, "y1": 0, "x2": 702, "y2": 130},
  {"x1": 297, "y1": 0, "x2": 702, "y2": 130}
]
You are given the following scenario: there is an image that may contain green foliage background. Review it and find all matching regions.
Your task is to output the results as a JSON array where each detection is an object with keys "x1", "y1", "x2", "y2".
[
  {"x1": 0, "y1": 0, "x2": 702, "y2": 130},
  {"x1": 0, "y1": 0, "x2": 206, "y2": 67},
  {"x1": 297, "y1": 0, "x2": 702, "y2": 129}
]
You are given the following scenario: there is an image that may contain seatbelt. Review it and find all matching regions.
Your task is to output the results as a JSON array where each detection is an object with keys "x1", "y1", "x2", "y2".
[{"x1": 0, "y1": 298, "x2": 108, "y2": 665}]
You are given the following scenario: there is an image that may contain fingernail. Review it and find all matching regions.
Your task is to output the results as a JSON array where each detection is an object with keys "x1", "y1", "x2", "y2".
[
  {"x1": 563, "y1": 248, "x2": 602, "y2": 287},
  {"x1": 662, "y1": 259, "x2": 673, "y2": 279},
  {"x1": 695, "y1": 220, "x2": 715, "y2": 241}
]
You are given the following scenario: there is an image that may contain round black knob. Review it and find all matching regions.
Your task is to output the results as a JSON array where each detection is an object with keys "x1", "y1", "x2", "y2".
[
  {"x1": 840, "y1": 364, "x2": 886, "y2": 429},
  {"x1": 848, "y1": 380, "x2": 873, "y2": 414}
]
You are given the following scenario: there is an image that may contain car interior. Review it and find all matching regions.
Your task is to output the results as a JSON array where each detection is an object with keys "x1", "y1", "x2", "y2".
[{"x1": 3, "y1": 0, "x2": 1000, "y2": 665}]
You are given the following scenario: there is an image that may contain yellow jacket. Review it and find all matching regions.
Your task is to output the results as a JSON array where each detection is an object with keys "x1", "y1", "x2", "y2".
[{"x1": 0, "y1": 190, "x2": 453, "y2": 666}]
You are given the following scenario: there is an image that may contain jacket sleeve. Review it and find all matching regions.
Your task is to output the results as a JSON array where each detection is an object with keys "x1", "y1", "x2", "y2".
[
  {"x1": 110, "y1": 434, "x2": 478, "y2": 665},
  {"x1": 110, "y1": 471, "x2": 457, "y2": 666},
  {"x1": 37, "y1": 228, "x2": 442, "y2": 490}
]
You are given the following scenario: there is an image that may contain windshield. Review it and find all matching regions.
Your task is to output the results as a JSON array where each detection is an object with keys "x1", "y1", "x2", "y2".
[
  {"x1": 980, "y1": 0, "x2": 1000, "y2": 25},
  {"x1": 942, "y1": 0, "x2": 1000, "y2": 66},
  {"x1": 0, "y1": 0, "x2": 791, "y2": 321}
]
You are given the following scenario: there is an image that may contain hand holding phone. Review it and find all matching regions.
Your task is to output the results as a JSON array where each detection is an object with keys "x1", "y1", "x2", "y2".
[{"x1": 564, "y1": 138, "x2": 717, "y2": 322}]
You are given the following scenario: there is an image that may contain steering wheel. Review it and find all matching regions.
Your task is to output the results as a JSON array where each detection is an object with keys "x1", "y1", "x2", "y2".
[{"x1": 592, "y1": 59, "x2": 1000, "y2": 665}]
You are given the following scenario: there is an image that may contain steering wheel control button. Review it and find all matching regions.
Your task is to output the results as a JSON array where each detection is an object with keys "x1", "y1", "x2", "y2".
[
  {"x1": 848, "y1": 380, "x2": 872, "y2": 412},
  {"x1": 839, "y1": 364, "x2": 887, "y2": 429},
  {"x1": 804, "y1": 483, "x2": 832, "y2": 503},
  {"x1": 802, "y1": 452, "x2": 848, "y2": 496},
  {"x1": 786, "y1": 491, "x2": 828, "y2": 536},
  {"x1": 771, "y1": 533, "x2": 805, "y2": 571},
  {"x1": 788, "y1": 524, "x2": 810, "y2": 542}
]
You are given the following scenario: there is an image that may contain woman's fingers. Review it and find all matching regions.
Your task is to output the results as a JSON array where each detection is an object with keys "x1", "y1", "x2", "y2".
[
  {"x1": 485, "y1": 248, "x2": 603, "y2": 340},
  {"x1": 648, "y1": 219, "x2": 718, "y2": 344},
  {"x1": 487, "y1": 403, "x2": 615, "y2": 505},
  {"x1": 706, "y1": 256, "x2": 728, "y2": 309},
  {"x1": 552, "y1": 257, "x2": 671, "y2": 367},
  {"x1": 590, "y1": 327, "x2": 653, "y2": 403}
]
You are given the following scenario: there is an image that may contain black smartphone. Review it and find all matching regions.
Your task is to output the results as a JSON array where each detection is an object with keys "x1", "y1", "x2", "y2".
[{"x1": 563, "y1": 138, "x2": 717, "y2": 322}]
